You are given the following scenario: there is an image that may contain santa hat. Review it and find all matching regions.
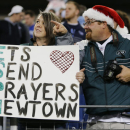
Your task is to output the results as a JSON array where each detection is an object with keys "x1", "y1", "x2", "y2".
[
  {"x1": 116, "y1": 25, "x2": 128, "y2": 34},
  {"x1": 83, "y1": 5, "x2": 124, "y2": 29}
]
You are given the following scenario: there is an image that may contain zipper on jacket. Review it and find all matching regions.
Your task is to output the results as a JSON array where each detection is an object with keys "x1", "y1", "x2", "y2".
[
  {"x1": 103, "y1": 56, "x2": 108, "y2": 107},
  {"x1": 99, "y1": 48, "x2": 108, "y2": 109},
  {"x1": 91, "y1": 43, "x2": 108, "y2": 110},
  {"x1": 103, "y1": 42, "x2": 114, "y2": 111}
]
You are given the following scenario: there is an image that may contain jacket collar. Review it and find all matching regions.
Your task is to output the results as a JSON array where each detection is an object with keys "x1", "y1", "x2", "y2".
[{"x1": 88, "y1": 29, "x2": 124, "y2": 47}]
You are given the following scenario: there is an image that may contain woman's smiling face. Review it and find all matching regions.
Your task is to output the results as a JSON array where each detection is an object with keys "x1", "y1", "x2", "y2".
[{"x1": 34, "y1": 14, "x2": 46, "y2": 38}]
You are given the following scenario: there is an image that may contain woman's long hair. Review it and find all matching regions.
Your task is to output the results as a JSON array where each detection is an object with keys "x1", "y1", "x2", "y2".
[{"x1": 33, "y1": 11, "x2": 61, "y2": 45}]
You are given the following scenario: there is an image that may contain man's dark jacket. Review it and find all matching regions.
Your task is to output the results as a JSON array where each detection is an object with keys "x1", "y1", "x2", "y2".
[
  {"x1": 80, "y1": 30, "x2": 130, "y2": 115},
  {"x1": 0, "y1": 19, "x2": 30, "y2": 45}
]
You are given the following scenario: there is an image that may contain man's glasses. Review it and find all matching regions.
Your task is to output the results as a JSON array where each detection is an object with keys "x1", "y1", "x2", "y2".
[{"x1": 83, "y1": 19, "x2": 102, "y2": 26}]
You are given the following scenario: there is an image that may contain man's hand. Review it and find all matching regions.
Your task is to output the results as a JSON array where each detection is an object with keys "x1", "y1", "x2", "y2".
[
  {"x1": 116, "y1": 65, "x2": 130, "y2": 83},
  {"x1": 51, "y1": 20, "x2": 67, "y2": 36},
  {"x1": 76, "y1": 68, "x2": 85, "y2": 84}
]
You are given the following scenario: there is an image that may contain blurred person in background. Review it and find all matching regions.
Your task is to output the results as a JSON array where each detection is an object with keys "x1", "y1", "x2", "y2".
[
  {"x1": 24, "y1": 10, "x2": 36, "y2": 38},
  {"x1": 20, "y1": 9, "x2": 25, "y2": 23},
  {"x1": 0, "y1": 5, "x2": 30, "y2": 130},
  {"x1": 49, "y1": 8, "x2": 56, "y2": 14},
  {"x1": 78, "y1": 4, "x2": 87, "y2": 27},
  {"x1": 0, "y1": 5, "x2": 30, "y2": 45},
  {"x1": 58, "y1": 8, "x2": 66, "y2": 22},
  {"x1": 18, "y1": 11, "x2": 73, "y2": 130},
  {"x1": 63, "y1": 1, "x2": 86, "y2": 43},
  {"x1": 115, "y1": 10, "x2": 130, "y2": 34}
]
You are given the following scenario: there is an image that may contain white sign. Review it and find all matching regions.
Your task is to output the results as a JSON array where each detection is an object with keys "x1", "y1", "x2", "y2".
[{"x1": 0, "y1": 45, "x2": 79, "y2": 121}]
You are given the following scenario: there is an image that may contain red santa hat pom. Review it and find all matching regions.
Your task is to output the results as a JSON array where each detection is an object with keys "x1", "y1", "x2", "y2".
[{"x1": 83, "y1": 5, "x2": 124, "y2": 28}]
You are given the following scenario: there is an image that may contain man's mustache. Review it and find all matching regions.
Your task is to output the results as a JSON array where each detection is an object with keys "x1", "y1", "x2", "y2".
[{"x1": 85, "y1": 29, "x2": 92, "y2": 33}]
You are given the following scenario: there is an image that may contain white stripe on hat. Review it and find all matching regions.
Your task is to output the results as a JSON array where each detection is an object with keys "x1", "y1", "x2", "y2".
[{"x1": 82, "y1": 8, "x2": 114, "y2": 28}]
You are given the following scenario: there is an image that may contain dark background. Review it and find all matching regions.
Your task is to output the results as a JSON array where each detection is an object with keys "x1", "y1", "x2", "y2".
[{"x1": 0, "y1": 0, "x2": 130, "y2": 15}]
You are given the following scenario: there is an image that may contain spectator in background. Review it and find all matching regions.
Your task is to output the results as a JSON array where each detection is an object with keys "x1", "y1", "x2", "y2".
[
  {"x1": 0, "y1": 5, "x2": 30, "y2": 45},
  {"x1": 78, "y1": 4, "x2": 87, "y2": 27},
  {"x1": 63, "y1": 1, "x2": 86, "y2": 43},
  {"x1": 25, "y1": 10, "x2": 35, "y2": 38},
  {"x1": 49, "y1": 9, "x2": 56, "y2": 14},
  {"x1": 58, "y1": 8, "x2": 66, "y2": 22},
  {"x1": 115, "y1": 10, "x2": 130, "y2": 34},
  {"x1": 20, "y1": 9, "x2": 25, "y2": 23}
]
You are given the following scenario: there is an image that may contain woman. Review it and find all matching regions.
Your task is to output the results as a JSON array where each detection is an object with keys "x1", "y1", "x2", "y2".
[
  {"x1": 16, "y1": 11, "x2": 73, "y2": 130},
  {"x1": 23, "y1": 11, "x2": 73, "y2": 46}
]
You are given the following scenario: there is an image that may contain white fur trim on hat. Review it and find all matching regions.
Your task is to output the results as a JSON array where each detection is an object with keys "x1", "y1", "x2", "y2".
[
  {"x1": 116, "y1": 25, "x2": 128, "y2": 35},
  {"x1": 82, "y1": 8, "x2": 114, "y2": 28}
]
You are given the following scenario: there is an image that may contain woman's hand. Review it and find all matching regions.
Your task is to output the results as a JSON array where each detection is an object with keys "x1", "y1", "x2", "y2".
[{"x1": 51, "y1": 20, "x2": 68, "y2": 36}]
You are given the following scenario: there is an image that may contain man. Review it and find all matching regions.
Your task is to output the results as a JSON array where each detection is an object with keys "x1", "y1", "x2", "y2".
[
  {"x1": 24, "y1": 10, "x2": 35, "y2": 38},
  {"x1": 63, "y1": 1, "x2": 86, "y2": 43},
  {"x1": 76, "y1": 5, "x2": 130, "y2": 129},
  {"x1": 0, "y1": 5, "x2": 30, "y2": 130},
  {"x1": 0, "y1": 5, "x2": 30, "y2": 45}
]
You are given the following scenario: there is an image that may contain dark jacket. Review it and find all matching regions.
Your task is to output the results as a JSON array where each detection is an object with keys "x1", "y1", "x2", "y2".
[
  {"x1": 80, "y1": 30, "x2": 130, "y2": 115},
  {"x1": 0, "y1": 18, "x2": 30, "y2": 45},
  {"x1": 63, "y1": 21, "x2": 86, "y2": 43}
]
